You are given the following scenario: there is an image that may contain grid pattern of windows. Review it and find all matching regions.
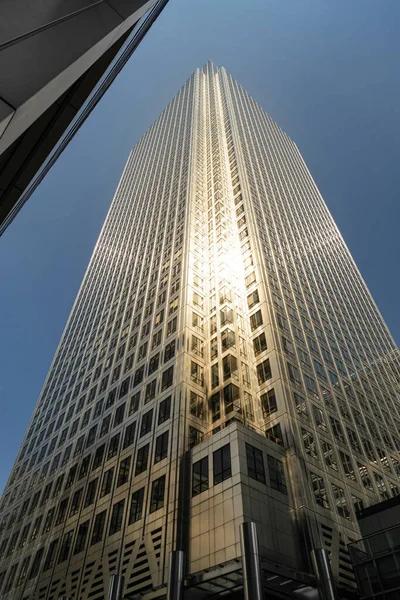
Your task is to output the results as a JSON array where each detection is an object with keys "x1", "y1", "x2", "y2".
[{"x1": 1, "y1": 61, "x2": 400, "y2": 596}]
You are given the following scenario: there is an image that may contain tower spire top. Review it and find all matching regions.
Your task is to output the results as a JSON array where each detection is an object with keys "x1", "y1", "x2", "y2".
[{"x1": 201, "y1": 60, "x2": 219, "y2": 75}]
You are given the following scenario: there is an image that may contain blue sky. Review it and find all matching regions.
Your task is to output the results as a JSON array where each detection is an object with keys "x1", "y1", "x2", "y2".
[{"x1": 0, "y1": 0, "x2": 399, "y2": 492}]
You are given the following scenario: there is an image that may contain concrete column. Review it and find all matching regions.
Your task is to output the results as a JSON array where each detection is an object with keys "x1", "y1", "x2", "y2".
[
  {"x1": 108, "y1": 574, "x2": 125, "y2": 600},
  {"x1": 240, "y1": 521, "x2": 263, "y2": 600},
  {"x1": 312, "y1": 548, "x2": 336, "y2": 600},
  {"x1": 166, "y1": 550, "x2": 184, "y2": 600}
]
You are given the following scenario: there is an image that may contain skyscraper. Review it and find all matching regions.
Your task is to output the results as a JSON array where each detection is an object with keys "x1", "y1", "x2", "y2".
[{"x1": 1, "y1": 61, "x2": 400, "y2": 599}]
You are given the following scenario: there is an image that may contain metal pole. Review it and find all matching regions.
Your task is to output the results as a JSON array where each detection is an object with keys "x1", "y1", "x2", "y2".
[
  {"x1": 311, "y1": 548, "x2": 336, "y2": 600},
  {"x1": 240, "y1": 521, "x2": 263, "y2": 600},
  {"x1": 166, "y1": 550, "x2": 184, "y2": 600},
  {"x1": 108, "y1": 574, "x2": 125, "y2": 600}
]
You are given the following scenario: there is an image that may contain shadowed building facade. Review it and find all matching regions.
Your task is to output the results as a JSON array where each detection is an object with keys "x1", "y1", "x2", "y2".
[
  {"x1": 0, "y1": 0, "x2": 167, "y2": 235},
  {"x1": 1, "y1": 61, "x2": 400, "y2": 599}
]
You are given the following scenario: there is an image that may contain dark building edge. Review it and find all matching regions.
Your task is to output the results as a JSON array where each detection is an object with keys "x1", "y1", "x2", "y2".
[{"x1": 0, "y1": 0, "x2": 169, "y2": 237}]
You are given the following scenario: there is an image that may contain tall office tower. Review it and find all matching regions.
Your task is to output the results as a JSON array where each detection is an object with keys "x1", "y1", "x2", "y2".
[{"x1": 1, "y1": 61, "x2": 400, "y2": 600}]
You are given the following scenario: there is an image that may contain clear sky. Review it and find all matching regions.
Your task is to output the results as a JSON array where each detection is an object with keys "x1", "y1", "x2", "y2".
[{"x1": 0, "y1": 0, "x2": 399, "y2": 493}]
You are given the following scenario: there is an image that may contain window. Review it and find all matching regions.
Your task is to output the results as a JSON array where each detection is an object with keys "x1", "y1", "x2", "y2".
[
  {"x1": 261, "y1": 389, "x2": 277, "y2": 418},
  {"x1": 43, "y1": 539, "x2": 58, "y2": 571},
  {"x1": 277, "y1": 313, "x2": 288, "y2": 331},
  {"x1": 302, "y1": 428, "x2": 318, "y2": 458},
  {"x1": 164, "y1": 340, "x2": 175, "y2": 362},
  {"x1": 313, "y1": 360, "x2": 326, "y2": 380},
  {"x1": 257, "y1": 359, "x2": 272, "y2": 384},
  {"x1": 358, "y1": 462, "x2": 374, "y2": 490},
  {"x1": 123, "y1": 422, "x2": 136, "y2": 449},
  {"x1": 213, "y1": 444, "x2": 231, "y2": 485},
  {"x1": 189, "y1": 426, "x2": 201, "y2": 448},
  {"x1": 114, "y1": 403, "x2": 125, "y2": 427},
  {"x1": 223, "y1": 383, "x2": 240, "y2": 414},
  {"x1": 339, "y1": 451, "x2": 355, "y2": 480},
  {"x1": 100, "y1": 374, "x2": 109, "y2": 393},
  {"x1": 265, "y1": 424, "x2": 284, "y2": 446},
  {"x1": 56, "y1": 498, "x2": 68, "y2": 524},
  {"x1": 109, "y1": 499, "x2": 125, "y2": 536},
  {"x1": 311, "y1": 472, "x2": 329, "y2": 508},
  {"x1": 282, "y1": 336, "x2": 294, "y2": 355},
  {"x1": 154, "y1": 432, "x2": 169, "y2": 463},
  {"x1": 161, "y1": 366, "x2": 174, "y2": 390},
  {"x1": 211, "y1": 392, "x2": 220, "y2": 422},
  {"x1": 322, "y1": 441, "x2": 337, "y2": 471},
  {"x1": 221, "y1": 328, "x2": 235, "y2": 351},
  {"x1": 189, "y1": 391, "x2": 204, "y2": 419},
  {"x1": 287, "y1": 362, "x2": 301, "y2": 385},
  {"x1": 17, "y1": 524, "x2": 29, "y2": 552},
  {"x1": 84, "y1": 478, "x2": 98, "y2": 507},
  {"x1": 70, "y1": 487, "x2": 83, "y2": 516},
  {"x1": 30, "y1": 516, "x2": 42, "y2": 542},
  {"x1": 124, "y1": 354, "x2": 134, "y2": 373},
  {"x1": 246, "y1": 444, "x2": 265, "y2": 483},
  {"x1": 211, "y1": 363, "x2": 219, "y2": 388},
  {"x1": 133, "y1": 366, "x2": 144, "y2": 387},
  {"x1": 362, "y1": 437, "x2": 375, "y2": 461},
  {"x1": 155, "y1": 309, "x2": 164, "y2": 326},
  {"x1": 167, "y1": 317, "x2": 177, "y2": 336},
  {"x1": 223, "y1": 354, "x2": 238, "y2": 380},
  {"x1": 91, "y1": 511, "x2": 106, "y2": 545},
  {"x1": 58, "y1": 530, "x2": 73, "y2": 563},
  {"x1": 119, "y1": 377, "x2": 130, "y2": 399},
  {"x1": 158, "y1": 396, "x2": 171, "y2": 424},
  {"x1": 111, "y1": 364, "x2": 121, "y2": 384},
  {"x1": 128, "y1": 488, "x2": 144, "y2": 524},
  {"x1": 105, "y1": 389, "x2": 116, "y2": 410},
  {"x1": 313, "y1": 405, "x2": 327, "y2": 431},
  {"x1": 140, "y1": 410, "x2": 153, "y2": 437},
  {"x1": 247, "y1": 289, "x2": 259, "y2": 308},
  {"x1": 192, "y1": 312, "x2": 203, "y2": 332},
  {"x1": 41, "y1": 482, "x2": 52, "y2": 506},
  {"x1": 304, "y1": 375, "x2": 317, "y2": 396},
  {"x1": 28, "y1": 547, "x2": 44, "y2": 579},
  {"x1": 150, "y1": 476, "x2": 166, "y2": 513},
  {"x1": 250, "y1": 310, "x2": 263, "y2": 331},
  {"x1": 17, "y1": 556, "x2": 30, "y2": 586},
  {"x1": 374, "y1": 473, "x2": 390, "y2": 500},
  {"x1": 100, "y1": 468, "x2": 114, "y2": 497},
  {"x1": 4, "y1": 564, "x2": 18, "y2": 592},
  {"x1": 332, "y1": 484, "x2": 350, "y2": 519},
  {"x1": 220, "y1": 306, "x2": 234, "y2": 326},
  {"x1": 93, "y1": 444, "x2": 105, "y2": 470},
  {"x1": 148, "y1": 354, "x2": 160, "y2": 375},
  {"x1": 138, "y1": 342, "x2": 148, "y2": 361},
  {"x1": 117, "y1": 456, "x2": 131, "y2": 486},
  {"x1": 253, "y1": 332, "x2": 267, "y2": 356},
  {"x1": 190, "y1": 361, "x2": 204, "y2": 386},
  {"x1": 100, "y1": 415, "x2": 111, "y2": 437},
  {"x1": 192, "y1": 457, "x2": 208, "y2": 496},
  {"x1": 74, "y1": 521, "x2": 89, "y2": 554},
  {"x1": 352, "y1": 495, "x2": 364, "y2": 514},
  {"x1": 129, "y1": 392, "x2": 140, "y2": 415},
  {"x1": 135, "y1": 444, "x2": 149, "y2": 475},
  {"x1": 330, "y1": 417, "x2": 345, "y2": 444},
  {"x1": 191, "y1": 335, "x2": 204, "y2": 357},
  {"x1": 107, "y1": 433, "x2": 120, "y2": 459},
  {"x1": 267, "y1": 455, "x2": 287, "y2": 493}
]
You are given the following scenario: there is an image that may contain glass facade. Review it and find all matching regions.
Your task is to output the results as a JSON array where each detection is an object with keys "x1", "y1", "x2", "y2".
[{"x1": 0, "y1": 61, "x2": 399, "y2": 599}]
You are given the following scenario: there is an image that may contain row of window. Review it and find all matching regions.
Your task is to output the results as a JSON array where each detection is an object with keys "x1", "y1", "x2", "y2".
[{"x1": 191, "y1": 443, "x2": 287, "y2": 496}]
